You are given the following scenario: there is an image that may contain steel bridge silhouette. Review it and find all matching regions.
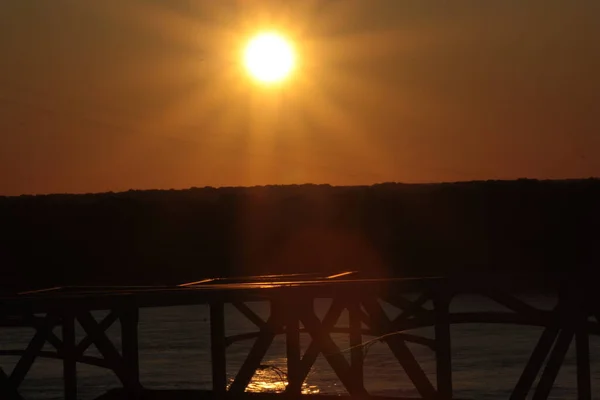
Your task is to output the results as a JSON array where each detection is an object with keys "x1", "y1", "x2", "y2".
[{"x1": 1, "y1": 272, "x2": 597, "y2": 400}]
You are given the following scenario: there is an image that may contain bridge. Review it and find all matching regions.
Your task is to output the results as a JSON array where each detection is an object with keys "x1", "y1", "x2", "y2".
[{"x1": 0, "y1": 272, "x2": 597, "y2": 400}]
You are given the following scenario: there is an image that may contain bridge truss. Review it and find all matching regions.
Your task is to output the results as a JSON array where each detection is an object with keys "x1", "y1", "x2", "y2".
[{"x1": 0, "y1": 274, "x2": 597, "y2": 400}]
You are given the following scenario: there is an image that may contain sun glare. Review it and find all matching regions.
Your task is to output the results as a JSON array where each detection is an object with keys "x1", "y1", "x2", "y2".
[{"x1": 243, "y1": 32, "x2": 295, "y2": 84}]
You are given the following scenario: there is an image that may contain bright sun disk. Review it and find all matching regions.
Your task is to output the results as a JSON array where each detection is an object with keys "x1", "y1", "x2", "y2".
[{"x1": 244, "y1": 32, "x2": 295, "y2": 84}]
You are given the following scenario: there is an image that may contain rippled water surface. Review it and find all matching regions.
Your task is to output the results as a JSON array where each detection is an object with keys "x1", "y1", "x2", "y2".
[{"x1": 1, "y1": 295, "x2": 599, "y2": 399}]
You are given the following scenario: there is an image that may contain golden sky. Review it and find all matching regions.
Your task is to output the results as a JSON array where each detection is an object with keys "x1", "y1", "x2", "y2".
[{"x1": 1, "y1": 0, "x2": 599, "y2": 195}]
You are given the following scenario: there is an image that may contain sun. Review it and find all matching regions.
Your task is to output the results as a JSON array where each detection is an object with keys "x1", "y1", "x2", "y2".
[{"x1": 243, "y1": 32, "x2": 295, "y2": 84}]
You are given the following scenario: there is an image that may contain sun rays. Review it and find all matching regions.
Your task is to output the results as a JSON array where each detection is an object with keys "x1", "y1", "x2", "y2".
[{"x1": 84, "y1": 0, "x2": 410, "y2": 184}]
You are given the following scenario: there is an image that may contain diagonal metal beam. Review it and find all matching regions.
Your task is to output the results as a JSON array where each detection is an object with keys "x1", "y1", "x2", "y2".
[
  {"x1": 229, "y1": 330, "x2": 277, "y2": 394},
  {"x1": 77, "y1": 311, "x2": 127, "y2": 384},
  {"x1": 229, "y1": 302, "x2": 283, "y2": 394},
  {"x1": 363, "y1": 298, "x2": 437, "y2": 399},
  {"x1": 0, "y1": 368, "x2": 23, "y2": 400},
  {"x1": 75, "y1": 311, "x2": 119, "y2": 357},
  {"x1": 386, "y1": 294, "x2": 431, "y2": 324},
  {"x1": 299, "y1": 301, "x2": 366, "y2": 396},
  {"x1": 294, "y1": 299, "x2": 345, "y2": 386},
  {"x1": 45, "y1": 330, "x2": 64, "y2": 352},
  {"x1": 486, "y1": 291, "x2": 543, "y2": 316},
  {"x1": 24, "y1": 314, "x2": 63, "y2": 351},
  {"x1": 510, "y1": 327, "x2": 559, "y2": 400},
  {"x1": 232, "y1": 302, "x2": 267, "y2": 329},
  {"x1": 10, "y1": 313, "x2": 58, "y2": 388},
  {"x1": 532, "y1": 329, "x2": 574, "y2": 400}
]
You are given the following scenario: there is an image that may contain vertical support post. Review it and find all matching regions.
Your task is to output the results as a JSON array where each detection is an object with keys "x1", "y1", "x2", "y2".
[
  {"x1": 62, "y1": 312, "x2": 77, "y2": 400},
  {"x1": 576, "y1": 289, "x2": 591, "y2": 400},
  {"x1": 285, "y1": 298, "x2": 302, "y2": 394},
  {"x1": 434, "y1": 289, "x2": 452, "y2": 400},
  {"x1": 576, "y1": 329, "x2": 591, "y2": 400},
  {"x1": 210, "y1": 300, "x2": 227, "y2": 396},
  {"x1": 348, "y1": 298, "x2": 365, "y2": 391},
  {"x1": 121, "y1": 301, "x2": 141, "y2": 398}
]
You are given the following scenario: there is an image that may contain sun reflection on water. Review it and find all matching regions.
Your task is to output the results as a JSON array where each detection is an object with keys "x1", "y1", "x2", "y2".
[{"x1": 228, "y1": 362, "x2": 320, "y2": 394}]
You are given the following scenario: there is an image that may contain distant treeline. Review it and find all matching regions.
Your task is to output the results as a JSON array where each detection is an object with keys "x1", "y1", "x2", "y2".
[{"x1": 1, "y1": 179, "x2": 599, "y2": 292}]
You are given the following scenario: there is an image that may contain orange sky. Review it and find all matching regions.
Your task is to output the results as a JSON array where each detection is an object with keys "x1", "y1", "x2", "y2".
[{"x1": 1, "y1": 0, "x2": 599, "y2": 195}]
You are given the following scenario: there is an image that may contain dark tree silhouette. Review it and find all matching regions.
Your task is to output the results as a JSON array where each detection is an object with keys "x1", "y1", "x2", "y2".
[{"x1": 1, "y1": 179, "x2": 598, "y2": 292}]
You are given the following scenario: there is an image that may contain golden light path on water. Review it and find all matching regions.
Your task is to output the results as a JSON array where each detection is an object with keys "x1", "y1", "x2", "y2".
[{"x1": 228, "y1": 359, "x2": 320, "y2": 394}]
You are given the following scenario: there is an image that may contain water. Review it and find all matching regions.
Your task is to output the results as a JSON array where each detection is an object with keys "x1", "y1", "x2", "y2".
[{"x1": 1, "y1": 295, "x2": 599, "y2": 399}]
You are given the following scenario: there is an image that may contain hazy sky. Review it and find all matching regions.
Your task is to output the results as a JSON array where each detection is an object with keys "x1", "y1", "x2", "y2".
[{"x1": 1, "y1": 0, "x2": 599, "y2": 195}]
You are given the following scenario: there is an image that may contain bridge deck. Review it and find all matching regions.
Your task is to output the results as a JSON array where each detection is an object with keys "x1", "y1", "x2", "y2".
[{"x1": 1, "y1": 272, "x2": 549, "y2": 312}]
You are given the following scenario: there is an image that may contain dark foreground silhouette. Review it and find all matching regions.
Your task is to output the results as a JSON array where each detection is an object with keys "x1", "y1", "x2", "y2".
[{"x1": 1, "y1": 179, "x2": 598, "y2": 292}]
